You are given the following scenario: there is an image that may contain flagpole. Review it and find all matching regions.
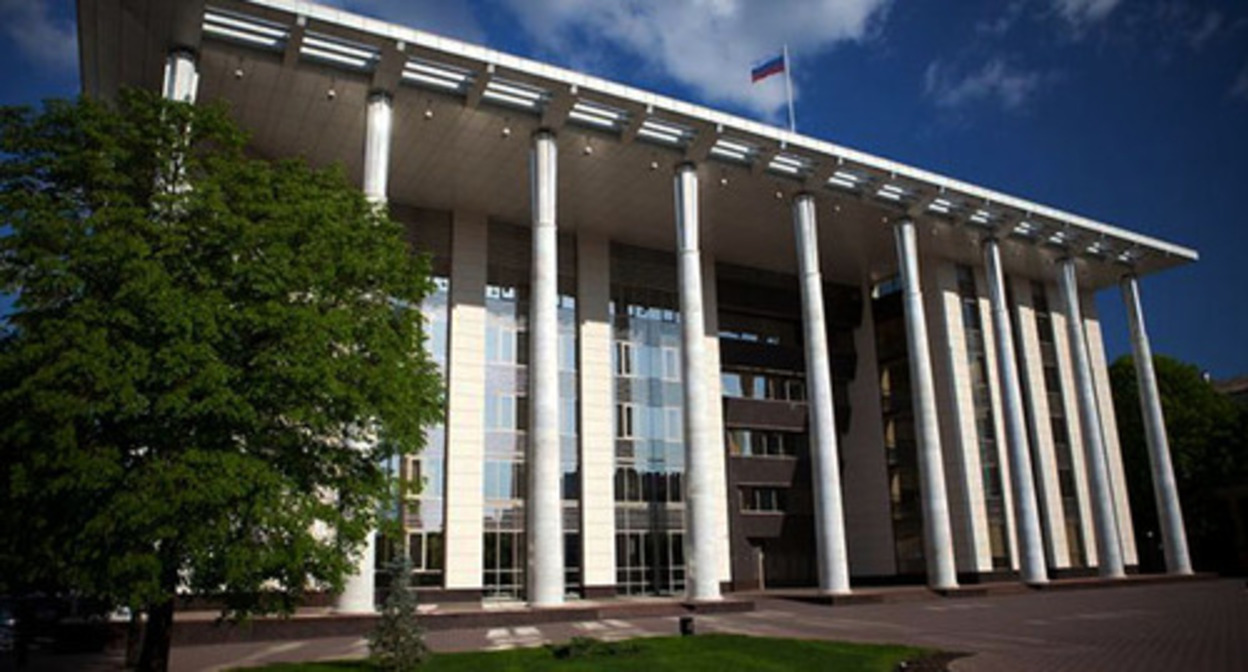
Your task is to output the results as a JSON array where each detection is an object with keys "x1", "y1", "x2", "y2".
[{"x1": 782, "y1": 44, "x2": 796, "y2": 133}]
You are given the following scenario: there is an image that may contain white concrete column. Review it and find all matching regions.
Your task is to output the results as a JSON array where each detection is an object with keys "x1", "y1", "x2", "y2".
[
  {"x1": 893, "y1": 220, "x2": 958, "y2": 590},
  {"x1": 362, "y1": 92, "x2": 393, "y2": 203},
  {"x1": 983, "y1": 239, "x2": 1048, "y2": 585},
  {"x1": 336, "y1": 90, "x2": 396, "y2": 615},
  {"x1": 335, "y1": 468, "x2": 379, "y2": 611},
  {"x1": 699, "y1": 256, "x2": 734, "y2": 584},
  {"x1": 674, "y1": 162, "x2": 720, "y2": 601},
  {"x1": 1056, "y1": 258, "x2": 1125, "y2": 578},
  {"x1": 1121, "y1": 274, "x2": 1192, "y2": 575},
  {"x1": 527, "y1": 130, "x2": 564, "y2": 606},
  {"x1": 162, "y1": 49, "x2": 199, "y2": 103},
  {"x1": 793, "y1": 194, "x2": 851, "y2": 595}
]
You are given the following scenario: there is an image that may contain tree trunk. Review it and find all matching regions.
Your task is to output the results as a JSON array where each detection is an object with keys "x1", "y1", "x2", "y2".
[
  {"x1": 135, "y1": 598, "x2": 174, "y2": 672},
  {"x1": 125, "y1": 609, "x2": 143, "y2": 668}
]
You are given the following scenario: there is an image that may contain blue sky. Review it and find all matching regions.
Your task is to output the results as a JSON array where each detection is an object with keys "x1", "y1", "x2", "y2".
[{"x1": 2, "y1": 0, "x2": 1246, "y2": 378}]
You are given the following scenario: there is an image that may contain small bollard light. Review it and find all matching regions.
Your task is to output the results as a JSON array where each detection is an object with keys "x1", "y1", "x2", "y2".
[{"x1": 679, "y1": 615, "x2": 695, "y2": 636}]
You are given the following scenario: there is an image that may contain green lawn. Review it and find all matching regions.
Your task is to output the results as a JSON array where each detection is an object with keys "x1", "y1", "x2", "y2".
[{"x1": 246, "y1": 634, "x2": 925, "y2": 671}]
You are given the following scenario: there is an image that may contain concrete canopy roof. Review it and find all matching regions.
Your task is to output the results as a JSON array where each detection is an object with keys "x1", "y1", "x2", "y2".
[{"x1": 78, "y1": 0, "x2": 1198, "y2": 291}]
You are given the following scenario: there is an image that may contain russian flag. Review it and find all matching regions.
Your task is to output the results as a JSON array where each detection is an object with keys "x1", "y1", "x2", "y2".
[{"x1": 751, "y1": 53, "x2": 785, "y2": 83}]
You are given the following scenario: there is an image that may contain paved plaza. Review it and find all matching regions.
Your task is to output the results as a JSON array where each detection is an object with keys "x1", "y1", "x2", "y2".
[
  {"x1": 19, "y1": 579, "x2": 1247, "y2": 671},
  {"x1": 175, "y1": 579, "x2": 1247, "y2": 671}
]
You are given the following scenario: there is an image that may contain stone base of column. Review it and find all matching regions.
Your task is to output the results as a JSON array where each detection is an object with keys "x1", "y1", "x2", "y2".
[
  {"x1": 581, "y1": 585, "x2": 619, "y2": 600},
  {"x1": 333, "y1": 531, "x2": 377, "y2": 614}
]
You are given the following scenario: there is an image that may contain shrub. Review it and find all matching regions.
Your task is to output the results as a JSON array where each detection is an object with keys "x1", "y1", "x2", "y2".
[{"x1": 368, "y1": 558, "x2": 429, "y2": 671}]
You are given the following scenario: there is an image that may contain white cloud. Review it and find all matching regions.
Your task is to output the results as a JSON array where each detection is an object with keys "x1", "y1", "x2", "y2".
[
  {"x1": 496, "y1": 0, "x2": 894, "y2": 118},
  {"x1": 1053, "y1": 0, "x2": 1121, "y2": 28},
  {"x1": 976, "y1": 1, "x2": 1026, "y2": 37},
  {"x1": 1232, "y1": 64, "x2": 1248, "y2": 101},
  {"x1": 0, "y1": 0, "x2": 77, "y2": 73},
  {"x1": 320, "y1": 0, "x2": 484, "y2": 42},
  {"x1": 924, "y1": 58, "x2": 1047, "y2": 111},
  {"x1": 1185, "y1": 9, "x2": 1223, "y2": 50}
]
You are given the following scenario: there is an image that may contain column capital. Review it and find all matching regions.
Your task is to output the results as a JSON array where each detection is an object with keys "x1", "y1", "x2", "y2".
[
  {"x1": 168, "y1": 45, "x2": 198, "y2": 60},
  {"x1": 370, "y1": 41, "x2": 407, "y2": 98},
  {"x1": 675, "y1": 159, "x2": 698, "y2": 174},
  {"x1": 366, "y1": 89, "x2": 393, "y2": 104},
  {"x1": 532, "y1": 127, "x2": 558, "y2": 142}
]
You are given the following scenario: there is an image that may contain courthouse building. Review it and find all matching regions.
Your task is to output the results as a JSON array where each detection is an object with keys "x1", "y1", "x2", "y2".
[{"x1": 78, "y1": 0, "x2": 1198, "y2": 611}]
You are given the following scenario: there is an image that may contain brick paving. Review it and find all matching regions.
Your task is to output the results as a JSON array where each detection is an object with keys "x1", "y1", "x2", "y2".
[{"x1": 18, "y1": 578, "x2": 1247, "y2": 671}]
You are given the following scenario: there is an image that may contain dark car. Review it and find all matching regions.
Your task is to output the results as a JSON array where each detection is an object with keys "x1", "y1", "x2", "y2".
[
  {"x1": 0, "y1": 600, "x2": 19, "y2": 671},
  {"x1": 0, "y1": 601, "x2": 13, "y2": 652},
  {"x1": 0, "y1": 594, "x2": 112, "y2": 664}
]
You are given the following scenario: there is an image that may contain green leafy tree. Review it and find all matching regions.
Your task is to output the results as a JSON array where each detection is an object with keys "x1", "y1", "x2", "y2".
[
  {"x1": 1110, "y1": 354, "x2": 1247, "y2": 572},
  {"x1": 0, "y1": 91, "x2": 442, "y2": 671}
]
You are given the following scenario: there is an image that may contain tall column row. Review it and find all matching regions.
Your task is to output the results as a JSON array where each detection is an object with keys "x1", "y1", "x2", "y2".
[
  {"x1": 334, "y1": 91, "x2": 394, "y2": 613},
  {"x1": 888, "y1": 225, "x2": 1188, "y2": 586},
  {"x1": 161, "y1": 49, "x2": 382, "y2": 614},
  {"x1": 169, "y1": 29, "x2": 1190, "y2": 601}
]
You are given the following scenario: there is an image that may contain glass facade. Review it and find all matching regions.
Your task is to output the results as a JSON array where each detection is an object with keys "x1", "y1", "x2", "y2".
[
  {"x1": 394, "y1": 208, "x2": 452, "y2": 588},
  {"x1": 872, "y1": 278, "x2": 925, "y2": 575},
  {"x1": 740, "y1": 486, "x2": 787, "y2": 512},
  {"x1": 610, "y1": 244, "x2": 686, "y2": 596},
  {"x1": 405, "y1": 275, "x2": 448, "y2": 586},
  {"x1": 482, "y1": 222, "x2": 579, "y2": 598},
  {"x1": 956, "y1": 265, "x2": 1011, "y2": 571},
  {"x1": 726, "y1": 429, "x2": 807, "y2": 457},
  {"x1": 720, "y1": 371, "x2": 807, "y2": 401},
  {"x1": 392, "y1": 215, "x2": 1093, "y2": 595}
]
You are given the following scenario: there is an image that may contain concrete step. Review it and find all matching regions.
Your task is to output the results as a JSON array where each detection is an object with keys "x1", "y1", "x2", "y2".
[{"x1": 154, "y1": 597, "x2": 755, "y2": 645}]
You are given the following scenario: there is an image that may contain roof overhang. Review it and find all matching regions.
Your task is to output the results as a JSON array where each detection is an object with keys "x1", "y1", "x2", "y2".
[{"x1": 78, "y1": 0, "x2": 1199, "y2": 291}]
